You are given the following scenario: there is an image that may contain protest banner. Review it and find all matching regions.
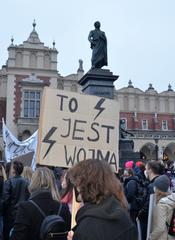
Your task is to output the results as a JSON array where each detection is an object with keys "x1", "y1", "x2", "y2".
[
  {"x1": 147, "y1": 194, "x2": 156, "y2": 238},
  {"x1": 2, "y1": 119, "x2": 37, "y2": 168},
  {"x1": 37, "y1": 87, "x2": 119, "y2": 171}
]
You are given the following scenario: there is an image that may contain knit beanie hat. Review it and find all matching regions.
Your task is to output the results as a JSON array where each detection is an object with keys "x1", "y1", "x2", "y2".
[
  {"x1": 125, "y1": 161, "x2": 134, "y2": 169},
  {"x1": 154, "y1": 175, "x2": 170, "y2": 192}
]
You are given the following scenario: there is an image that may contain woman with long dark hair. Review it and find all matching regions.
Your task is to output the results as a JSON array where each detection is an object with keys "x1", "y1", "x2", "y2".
[{"x1": 68, "y1": 159, "x2": 137, "y2": 240}]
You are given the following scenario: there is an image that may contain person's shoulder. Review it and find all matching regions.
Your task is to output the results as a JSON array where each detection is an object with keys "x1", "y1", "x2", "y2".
[
  {"x1": 18, "y1": 200, "x2": 31, "y2": 209},
  {"x1": 51, "y1": 201, "x2": 70, "y2": 214},
  {"x1": 15, "y1": 200, "x2": 33, "y2": 216},
  {"x1": 127, "y1": 177, "x2": 138, "y2": 185},
  {"x1": 16, "y1": 176, "x2": 29, "y2": 185}
]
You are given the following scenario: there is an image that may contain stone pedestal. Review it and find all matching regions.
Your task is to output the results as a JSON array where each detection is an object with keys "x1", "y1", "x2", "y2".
[
  {"x1": 119, "y1": 139, "x2": 140, "y2": 167},
  {"x1": 78, "y1": 68, "x2": 119, "y2": 99},
  {"x1": 79, "y1": 68, "x2": 140, "y2": 166}
]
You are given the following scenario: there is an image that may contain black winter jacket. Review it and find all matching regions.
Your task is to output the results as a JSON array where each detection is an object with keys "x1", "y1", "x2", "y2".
[
  {"x1": 10, "y1": 190, "x2": 71, "y2": 240},
  {"x1": 138, "y1": 176, "x2": 159, "y2": 220},
  {"x1": 0, "y1": 176, "x2": 4, "y2": 215},
  {"x1": 2, "y1": 176, "x2": 30, "y2": 220},
  {"x1": 73, "y1": 196, "x2": 137, "y2": 240},
  {"x1": 124, "y1": 176, "x2": 141, "y2": 212}
]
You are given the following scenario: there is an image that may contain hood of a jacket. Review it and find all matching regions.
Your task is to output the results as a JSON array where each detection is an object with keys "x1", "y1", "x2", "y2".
[
  {"x1": 159, "y1": 193, "x2": 175, "y2": 208},
  {"x1": 76, "y1": 196, "x2": 127, "y2": 223},
  {"x1": 124, "y1": 175, "x2": 139, "y2": 186}
]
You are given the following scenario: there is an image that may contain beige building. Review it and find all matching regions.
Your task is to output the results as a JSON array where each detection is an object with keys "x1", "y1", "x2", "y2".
[
  {"x1": 0, "y1": 22, "x2": 175, "y2": 162},
  {"x1": 115, "y1": 81, "x2": 175, "y2": 161}
]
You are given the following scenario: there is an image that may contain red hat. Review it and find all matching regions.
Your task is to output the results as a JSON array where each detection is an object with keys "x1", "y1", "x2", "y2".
[{"x1": 136, "y1": 161, "x2": 142, "y2": 167}]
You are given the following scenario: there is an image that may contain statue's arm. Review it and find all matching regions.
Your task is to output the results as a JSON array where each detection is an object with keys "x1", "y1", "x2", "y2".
[
  {"x1": 88, "y1": 31, "x2": 93, "y2": 43},
  {"x1": 121, "y1": 128, "x2": 134, "y2": 136}
]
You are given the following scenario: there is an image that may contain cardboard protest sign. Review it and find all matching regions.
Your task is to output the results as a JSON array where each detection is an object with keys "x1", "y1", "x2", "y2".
[{"x1": 37, "y1": 87, "x2": 119, "y2": 171}]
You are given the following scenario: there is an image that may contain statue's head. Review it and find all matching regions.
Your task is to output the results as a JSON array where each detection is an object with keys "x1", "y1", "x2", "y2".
[{"x1": 94, "y1": 21, "x2": 101, "y2": 29}]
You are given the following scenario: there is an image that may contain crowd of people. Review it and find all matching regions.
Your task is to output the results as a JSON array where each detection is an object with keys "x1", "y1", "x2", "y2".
[
  {"x1": 121, "y1": 160, "x2": 175, "y2": 240},
  {"x1": 0, "y1": 158, "x2": 174, "y2": 240}
]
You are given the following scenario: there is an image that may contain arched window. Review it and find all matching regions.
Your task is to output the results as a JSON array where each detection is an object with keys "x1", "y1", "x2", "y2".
[
  {"x1": 30, "y1": 53, "x2": 37, "y2": 68},
  {"x1": 145, "y1": 97, "x2": 150, "y2": 111},
  {"x1": 44, "y1": 54, "x2": 50, "y2": 69},
  {"x1": 71, "y1": 84, "x2": 77, "y2": 92},
  {"x1": 16, "y1": 52, "x2": 23, "y2": 67},
  {"x1": 22, "y1": 130, "x2": 31, "y2": 141},
  {"x1": 123, "y1": 96, "x2": 128, "y2": 111},
  {"x1": 57, "y1": 82, "x2": 64, "y2": 90}
]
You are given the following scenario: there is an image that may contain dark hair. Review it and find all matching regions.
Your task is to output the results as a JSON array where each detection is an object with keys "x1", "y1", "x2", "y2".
[
  {"x1": 138, "y1": 162, "x2": 146, "y2": 172},
  {"x1": 5, "y1": 162, "x2": 11, "y2": 179},
  {"x1": 147, "y1": 161, "x2": 165, "y2": 175},
  {"x1": 69, "y1": 159, "x2": 128, "y2": 209},
  {"x1": 125, "y1": 168, "x2": 135, "y2": 176},
  {"x1": 12, "y1": 160, "x2": 24, "y2": 176}
]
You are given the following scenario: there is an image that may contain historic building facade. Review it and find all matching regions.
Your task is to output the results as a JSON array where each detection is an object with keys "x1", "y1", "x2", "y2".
[
  {"x1": 0, "y1": 22, "x2": 83, "y2": 159},
  {"x1": 115, "y1": 81, "x2": 175, "y2": 161},
  {"x1": 0, "y1": 22, "x2": 175, "y2": 161}
]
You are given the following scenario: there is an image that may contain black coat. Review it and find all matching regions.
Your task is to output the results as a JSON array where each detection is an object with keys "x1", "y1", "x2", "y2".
[
  {"x1": 138, "y1": 175, "x2": 159, "y2": 221},
  {"x1": 0, "y1": 176, "x2": 4, "y2": 215},
  {"x1": 73, "y1": 196, "x2": 137, "y2": 240},
  {"x1": 124, "y1": 176, "x2": 141, "y2": 212},
  {"x1": 10, "y1": 191, "x2": 71, "y2": 240},
  {"x1": 2, "y1": 175, "x2": 30, "y2": 240},
  {"x1": 2, "y1": 176, "x2": 30, "y2": 215}
]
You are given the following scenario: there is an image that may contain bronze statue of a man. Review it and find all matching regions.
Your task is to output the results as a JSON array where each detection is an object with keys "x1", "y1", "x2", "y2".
[{"x1": 88, "y1": 21, "x2": 108, "y2": 69}]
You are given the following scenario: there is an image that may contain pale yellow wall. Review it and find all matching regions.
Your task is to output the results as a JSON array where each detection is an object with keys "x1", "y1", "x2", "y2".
[
  {"x1": 6, "y1": 74, "x2": 17, "y2": 135},
  {"x1": 116, "y1": 89, "x2": 175, "y2": 114}
]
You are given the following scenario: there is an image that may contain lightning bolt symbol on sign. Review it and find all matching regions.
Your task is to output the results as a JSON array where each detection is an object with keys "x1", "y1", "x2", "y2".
[
  {"x1": 94, "y1": 98, "x2": 106, "y2": 121},
  {"x1": 42, "y1": 127, "x2": 57, "y2": 159}
]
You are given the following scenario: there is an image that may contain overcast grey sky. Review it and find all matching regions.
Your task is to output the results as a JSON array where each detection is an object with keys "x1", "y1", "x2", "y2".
[{"x1": 1, "y1": 0, "x2": 175, "y2": 92}]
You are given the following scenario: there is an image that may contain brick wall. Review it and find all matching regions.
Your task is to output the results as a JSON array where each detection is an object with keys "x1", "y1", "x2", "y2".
[{"x1": 120, "y1": 112, "x2": 175, "y2": 130}]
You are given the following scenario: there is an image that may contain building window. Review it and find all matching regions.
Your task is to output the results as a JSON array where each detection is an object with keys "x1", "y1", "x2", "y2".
[
  {"x1": 16, "y1": 52, "x2": 23, "y2": 67},
  {"x1": 44, "y1": 54, "x2": 50, "y2": 69},
  {"x1": 120, "y1": 118, "x2": 127, "y2": 129},
  {"x1": 23, "y1": 90, "x2": 41, "y2": 118},
  {"x1": 145, "y1": 98, "x2": 149, "y2": 111},
  {"x1": 57, "y1": 82, "x2": 64, "y2": 90},
  {"x1": 30, "y1": 53, "x2": 37, "y2": 68},
  {"x1": 71, "y1": 84, "x2": 77, "y2": 92},
  {"x1": 162, "y1": 120, "x2": 168, "y2": 130},
  {"x1": 123, "y1": 96, "x2": 129, "y2": 111},
  {"x1": 142, "y1": 119, "x2": 148, "y2": 130}
]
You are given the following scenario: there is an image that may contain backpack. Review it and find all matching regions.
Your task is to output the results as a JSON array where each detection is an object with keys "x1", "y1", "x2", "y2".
[
  {"x1": 134, "y1": 179, "x2": 148, "y2": 207},
  {"x1": 167, "y1": 208, "x2": 175, "y2": 236},
  {"x1": 30, "y1": 200, "x2": 68, "y2": 240}
]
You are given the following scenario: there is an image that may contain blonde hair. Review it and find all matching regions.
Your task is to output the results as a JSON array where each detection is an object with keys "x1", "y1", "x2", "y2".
[
  {"x1": 29, "y1": 167, "x2": 60, "y2": 201},
  {"x1": 22, "y1": 166, "x2": 33, "y2": 181},
  {"x1": 155, "y1": 188, "x2": 170, "y2": 203}
]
